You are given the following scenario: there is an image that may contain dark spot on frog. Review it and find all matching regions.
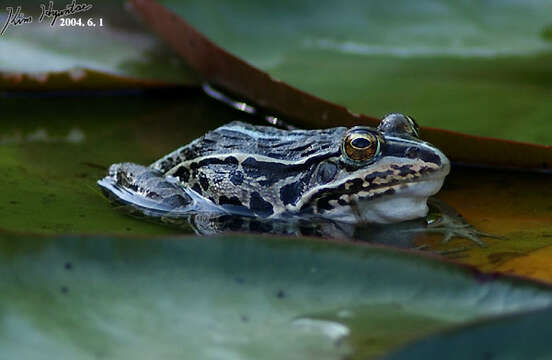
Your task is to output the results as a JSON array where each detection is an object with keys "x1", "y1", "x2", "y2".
[
  {"x1": 219, "y1": 196, "x2": 243, "y2": 207},
  {"x1": 126, "y1": 227, "x2": 132, "y2": 231},
  {"x1": 249, "y1": 192, "x2": 274, "y2": 216},
  {"x1": 194, "y1": 156, "x2": 239, "y2": 168},
  {"x1": 317, "y1": 162, "x2": 337, "y2": 184},
  {"x1": 280, "y1": 181, "x2": 303, "y2": 206},
  {"x1": 192, "y1": 183, "x2": 202, "y2": 195},
  {"x1": 199, "y1": 173, "x2": 209, "y2": 191},
  {"x1": 241, "y1": 315, "x2": 249, "y2": 323},
  {"x1": 61, "y1": 286, "x2": 69, "y2": 294},
  {"x1": 241, "y1": 157, "x2": 284, "y2": 185},
  {"x1": 235, "y1": 277, "x2": 245, "y2": 284},
  {"x1": 224, "y1": 156, "x2": 239, "y2": 165},
  {"x1": 543, "y1": 233, "x2": 552, "y2": 238},
  {"x1": 300, "y1": 206, "x2": 314, "y2": 215},
  {"x1": 9, "y1": 200, "x2": 18, "y2": 205},
  {"x1": 365, "y1": 170, "x2": 393, "y2": 182},
  {"x1": 316, "y1": 197, "x2": 335, "y2": 211},
  {"x1": 391, "y1": 164, "x2": 416, "y2": 177},
  {"x1": 419, "y1": 166, "x2": 433, "y2": 175},
  {"x1": 64, "y1": 262, "x2": 72, "y2": 270},
  {"x1": 173, "y1": 166, "x2": 190, "y2": 182},
  {"x1": 230, "y1": 170, "x2": 244, "y2": 186},
  {"x1": 276, "y1": 290, "x2": 286, "y2": 299},
  {"x1": 158, "y1": 160, "x2": 171, "y2": 171},
  {"x1": 242, "y1": 155, "x2": 331, "y2": 186}
]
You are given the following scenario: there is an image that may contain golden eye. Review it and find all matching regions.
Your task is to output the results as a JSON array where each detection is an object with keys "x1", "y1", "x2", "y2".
[{"x1": 342, "y1": 130, "x2": 381, "y2": 163}]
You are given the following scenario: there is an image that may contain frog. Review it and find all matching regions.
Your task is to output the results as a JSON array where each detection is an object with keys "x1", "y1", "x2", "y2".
[{"x1": 98, "y1": 113, "x2": 452, "y2": 224}]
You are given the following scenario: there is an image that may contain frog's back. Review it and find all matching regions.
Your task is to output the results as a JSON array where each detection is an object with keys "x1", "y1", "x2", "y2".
[{"x1": 152, "y1": 121, "x2": 345, "y2": 173}]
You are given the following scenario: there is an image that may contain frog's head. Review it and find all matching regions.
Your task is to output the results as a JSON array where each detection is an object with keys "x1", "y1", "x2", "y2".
[{"x1": 299, "y1": 113, "x2": 450, "y2": 223}]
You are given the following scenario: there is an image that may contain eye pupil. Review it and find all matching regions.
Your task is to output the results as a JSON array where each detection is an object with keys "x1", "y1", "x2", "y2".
[{"x1": 351, "y1": 137, "x2": 371, "y2": 148}]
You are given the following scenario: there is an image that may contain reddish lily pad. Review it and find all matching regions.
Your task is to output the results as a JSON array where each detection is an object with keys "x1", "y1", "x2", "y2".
[{"x1": 413, "y1": 167, "x2": 552, "y2": 278}]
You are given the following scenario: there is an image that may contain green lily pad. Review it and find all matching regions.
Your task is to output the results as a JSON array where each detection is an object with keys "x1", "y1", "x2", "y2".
[
  {"x1": 152, "y1": 0, "x2": 552, "y2": 145},
  {"x1": 0, "y1": 1, "x2": 197, "y2": 90},
  {"x1": 2, "y1": 232, "x2": 552, "y2": 359},
  {"x1": 0, "y1": 93, "x2": 232, "y2": 236}
]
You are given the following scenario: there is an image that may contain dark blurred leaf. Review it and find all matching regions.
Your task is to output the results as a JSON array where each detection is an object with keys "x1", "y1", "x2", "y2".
[{"x1": 383, "y1": 307, "x2": 552, "y2": 360}]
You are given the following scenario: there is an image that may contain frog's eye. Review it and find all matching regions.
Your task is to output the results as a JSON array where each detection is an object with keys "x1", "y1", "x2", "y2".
[
  {"x1": 377, "y1": 113, "x2": 420, "y2": 138},
  {"x1": 342, "y1": 128, "x2": 382, "y2": 164}
]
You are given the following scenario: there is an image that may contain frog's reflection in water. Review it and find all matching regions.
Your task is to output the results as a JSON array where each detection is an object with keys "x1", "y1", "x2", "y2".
[{"x1": 114, "y1": 197, "x2": 489, "y2": 250}]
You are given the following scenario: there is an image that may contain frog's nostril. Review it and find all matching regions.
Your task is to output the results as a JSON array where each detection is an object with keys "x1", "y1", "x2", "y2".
[{"x1": 405, "y1": 147, "x2": 419, "y2": 159}]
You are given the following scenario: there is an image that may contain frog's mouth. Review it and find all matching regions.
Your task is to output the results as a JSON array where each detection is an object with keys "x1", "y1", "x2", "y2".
[
  {"x1": 353, "y1": 174, "x2": 448, "y2": 224},
  {"x1": 309, "y1": 145, "x2": 451, "y2": 224}
]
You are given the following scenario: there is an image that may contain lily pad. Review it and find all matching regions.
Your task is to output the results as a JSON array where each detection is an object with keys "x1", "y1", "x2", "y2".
[
  {"x1": 0, "y1": 94, "x2": 551, "y2": 283},
  {"x1": 153, "y1": 0, "x2": 552, "y2": 144},
  {"x1": 417, "y1": 168, "x2": 552, "y2": 271},
  {"x1": 0, "y1": 93, "x2": 235, "y2": 236},
  {"x1": 2, "y1": 232, "x2": 552, "y2": 359},
  {"x1": 129, "y1": 0, "x2": 552, "y2": 171},
  {"x1": 0, "y1": 1, "x2": 197, "y2": 90}
]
